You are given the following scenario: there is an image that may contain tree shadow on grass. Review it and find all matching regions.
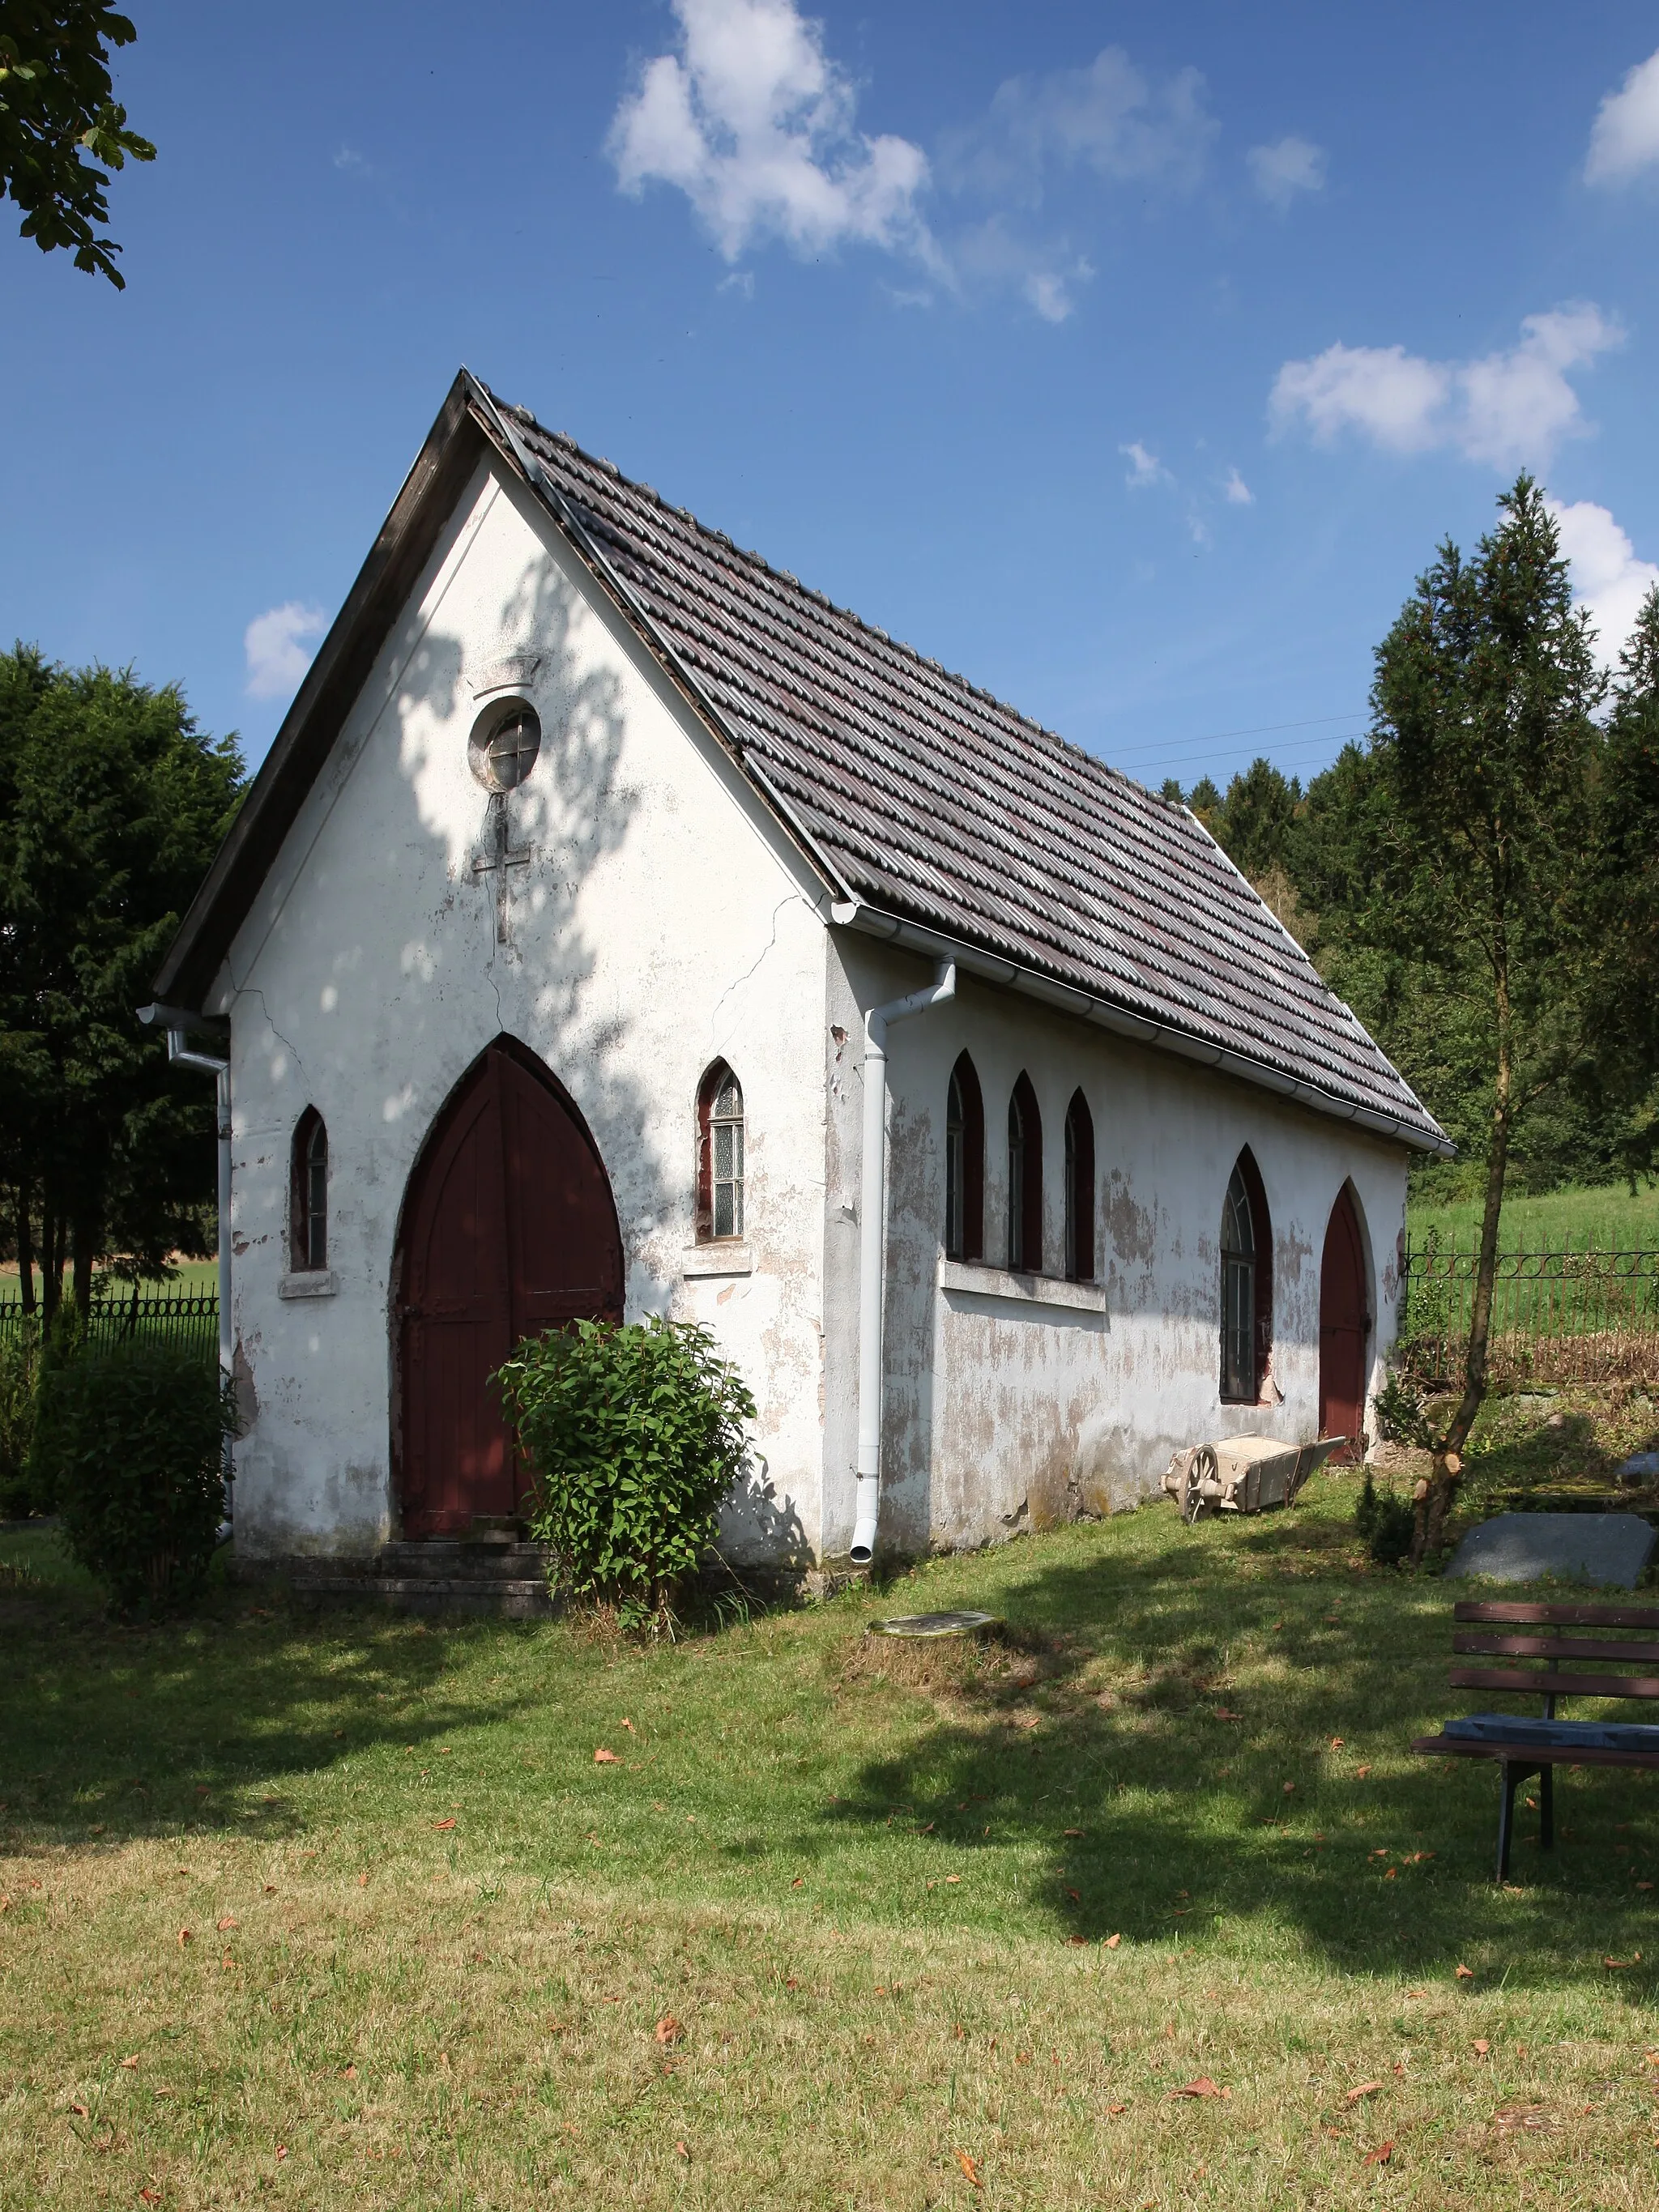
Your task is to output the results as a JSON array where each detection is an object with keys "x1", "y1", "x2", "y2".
[
  {"x1": 0, "y1": 1553, "x2": 532, "y2": 1849},
  {"x1": 824, "y1": 1514, "x2": 1659, "y2": 2001}
]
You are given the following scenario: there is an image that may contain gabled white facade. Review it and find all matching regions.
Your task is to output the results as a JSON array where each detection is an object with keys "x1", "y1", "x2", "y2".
[{"x1": 207, "y1": 451, "x2": 1407, "y2": 1567}]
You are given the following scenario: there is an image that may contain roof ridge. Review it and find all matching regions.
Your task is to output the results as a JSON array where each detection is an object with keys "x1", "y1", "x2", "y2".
[{"x1": 493, "y1": 391, "x2": 1154, "y2": 795}]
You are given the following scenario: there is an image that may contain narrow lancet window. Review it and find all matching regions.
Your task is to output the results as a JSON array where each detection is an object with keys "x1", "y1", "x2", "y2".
[
  {"x1": 1064, "y1": 1089, "x2": 1094, "y2": 1282},
  {"x1": 292, "y1": 1108, "x2": 328, "y2": 1272},
  {"x1": 1220, "y1": 1150, "x2": 1272, "y2": 1400},
  {"x1": 1007, "y1": 1072, "x2": 1043, "y2": 1272},
  {"x1": 697, "y1": 1063, "x2": 745, "y2": 1241},
  {"x1": 945, "y1": 1051, "x2": 984, "y2": 1262}
]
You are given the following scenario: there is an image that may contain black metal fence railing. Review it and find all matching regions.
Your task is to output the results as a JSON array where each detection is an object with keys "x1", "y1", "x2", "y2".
[
  {"x1": 0, "y1": 1293, "x2": 220, "y2": 1366},
  {"x1": 1397, "y1": 1238, "x2": 1659, "y2": 1387}
]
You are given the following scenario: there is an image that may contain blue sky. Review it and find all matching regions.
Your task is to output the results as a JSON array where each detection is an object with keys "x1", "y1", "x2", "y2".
[{"x1": 6, "y1": 3, "x2": 1659, "y2": 791}]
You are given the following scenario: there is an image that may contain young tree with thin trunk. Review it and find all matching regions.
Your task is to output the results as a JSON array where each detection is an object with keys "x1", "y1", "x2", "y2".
[{"x1": 1367, "y1": 478, "x2": 1606, "y2": 1558}]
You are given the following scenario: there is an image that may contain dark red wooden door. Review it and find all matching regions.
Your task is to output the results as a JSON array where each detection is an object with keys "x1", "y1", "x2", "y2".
[
  {"x1": 396, "y1": 1038, "x2": 622, "y2": 1537},
  {"x1": 1318, "y1": 1186, "x2": 1368, "y2": 1458}
]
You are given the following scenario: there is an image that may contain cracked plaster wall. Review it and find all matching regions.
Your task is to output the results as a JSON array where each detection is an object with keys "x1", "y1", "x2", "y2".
[
  {"x1": 215, "y1": 461, "x2": 830, "y2": 1562},
  {"x1": 830, "y1": 936, "x2": 1408, "y2": 1559}
]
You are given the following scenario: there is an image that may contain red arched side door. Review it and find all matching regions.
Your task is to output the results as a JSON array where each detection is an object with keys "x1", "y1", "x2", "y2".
[
  {"x1": 1318, "y1": 1185, "x2": 1368, "y2": 1458},
  {"x1": 395, "y1": 1037, "x2": 623, "y2": 1537}
]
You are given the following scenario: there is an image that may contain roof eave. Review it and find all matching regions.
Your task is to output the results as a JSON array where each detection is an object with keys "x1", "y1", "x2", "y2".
[
  {"x1": 153, "y1": 369, "x2": 501, "y2": 1012},
  {"x1": 829, "y1": 893, "x2": 1456, "y2": 1158}
]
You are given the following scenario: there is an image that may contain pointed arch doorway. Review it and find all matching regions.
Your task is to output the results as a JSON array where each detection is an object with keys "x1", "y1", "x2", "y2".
[
  {"x1": 1318, "y1": 1185, "x2": 1369, "y2": 1458},
  {"x1": 394, "y1": 1036, "x2": 623, "y2": 1537}
]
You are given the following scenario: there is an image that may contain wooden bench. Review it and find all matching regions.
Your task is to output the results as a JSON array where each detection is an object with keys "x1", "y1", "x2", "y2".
[{"x1": 1413, "y1": 1600, "x2": 1659, "y2": 1882}]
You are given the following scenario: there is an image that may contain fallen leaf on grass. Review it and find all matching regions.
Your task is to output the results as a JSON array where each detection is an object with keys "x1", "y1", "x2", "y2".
[
  {"x1": 139, "y1": 2192, "x2": 161, "y2": 2206},
  {"x1": 790, "y1": 1876, "x2": 804, "y2": 1889},
  {"x1": 1363, "y1": 2141, "x2": 1394, "y2": 2166},
  {"x1": 675, "y1": 2142, "x2": 689, "y2": 2159},
  {"x1": 655, "y1": 2016, "x2": 684, "y2": 2045},
  {"x1": 216, "y1": 1916, "x2": 237, "y2": 1932},
  {"x1": 945, "y1": 1875, "x2": 962, "y2": 1886},
  {"x1": 1346, "y1": 2082, "x2": 1382, "y2": 2103},
  {"x1": 68, "y1": 2102, "x2": 88, "y2": 2117},
  {"x1": 1330, "y1": 1737, "x2": 1345, "y2": 1750},
  {"x1": 1108, "y1": 2102, "x2": 1128, "y2": 2115},
  {"x1": 1105, "y1": 1933, "x2": 1122, "y2": 1949},
  {"x1": 118, "y1": 2056, "x2": 139, "y2": 2070},
  {"x1": 342, "y1": 2065, "x2": 358, "y2": 2081},
  {"x1": 1169, "y1": 2077, "x2": 1226, "y2": 2099},
  {"x1": 594, "y1": 1749, "x2": 621, "y2": 1765},
  {"x1": 1455, "y1": 1964, "x2": 1474, "y2": 1981},
  {"x1": 1604, "y1": 1956, "x2": 1637, "y2": 1969},
  {"x1": 1405, "y1": 1989, "x2": 1426, "y2": 1999},
  {"x1": 1064, "y1": 1826, "x2": 1084, "y2": 1837},
  {"x1": 621, "y1": 1718, "x2": 635, "y2": 1733},
  {"x1": 1355, "y1": 1764, "x2": 1372, "y2": 1779},
  {"x1": 357, "y1": 1873, "x2": 369, "y2": 1888},
  {"x1": 957, "y1": 2149, "x2": 983, "y2": 2188},
  {"x1": 431, "y1": 1818, "x2": 456, "y2": 1832},
  {"x1": 1214, "y1": 1707, "x2": 1244, "y2": 1722},
  {"x1": 1473, "y1": 2039, "x2": 1490, "y2": 2057},
  {"x1": 177, "y1": 1927, "x2": 192, "y2": 1946}
]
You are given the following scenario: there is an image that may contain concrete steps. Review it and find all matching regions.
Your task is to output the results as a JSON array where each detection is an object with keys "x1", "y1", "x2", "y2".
[{"x1": 289, "y1": 1538, "x2": 556, "y2": 1618}]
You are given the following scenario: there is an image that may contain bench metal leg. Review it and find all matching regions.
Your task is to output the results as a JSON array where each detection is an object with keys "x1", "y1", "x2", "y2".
[
  {"x1": 1538, "y1": 1764, "x2": 1554, "y2": 1852},
  {"x1": 1495, "y1": 1761, "x2": 1542, "y2": 1884}
]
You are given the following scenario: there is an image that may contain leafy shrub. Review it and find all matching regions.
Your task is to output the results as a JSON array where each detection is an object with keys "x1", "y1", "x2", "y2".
[
  {"x1": 0, "y1": 1323, "x2": 41, "y2": 1516},
  {"x1": 1354, "y1": 1469, "x2": 1415, "y2": 1566},
  {"x1": 34, "y1": 1339, "x2": 236, "y2": 1613},
  {"x1": 1373, "y1": 1370, "x2": 1432, "y2": 1449},
  {"x1": 496, "y1": 1317, "x2": 756, "y2": 1632}
]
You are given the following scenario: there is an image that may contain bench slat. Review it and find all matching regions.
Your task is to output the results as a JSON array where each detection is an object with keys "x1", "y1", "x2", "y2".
[
  {"x1": 1449, "y1": 1666, "x2": 1659, "y2": 1699},
  {"x1": 1454, "y1": 1633, "x2": 1659, "y2": 1665},
  {"x1": 1453, "y1": 1601, "x2": 1659, "y2": 1630},
  {"x1": 1414, "y1": 1733, "x2": 1659, "y2": 1771}
]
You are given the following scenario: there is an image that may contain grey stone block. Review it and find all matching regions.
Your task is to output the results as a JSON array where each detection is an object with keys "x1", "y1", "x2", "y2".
[{"x1": 1445, "y1": 1512, "x2": 1657, "y2": 1590}]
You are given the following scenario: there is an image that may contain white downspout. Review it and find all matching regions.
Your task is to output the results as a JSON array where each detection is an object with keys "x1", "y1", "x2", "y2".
[
  {"x1": 141, "y1": 1007, "x2": 233, "y2": 1529},
  {"x1": 851, "y1": 960, "x2": 957, "y2": 1565}
]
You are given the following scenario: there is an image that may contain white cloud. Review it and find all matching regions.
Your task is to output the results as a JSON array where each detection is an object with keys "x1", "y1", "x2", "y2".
[
  {"x1": 940, "y1": 46, "x2": 1215, "y2": 206},
  {"x1": 1120, "y1": 441, "x2": 1170, "y2": 489},
  {"x1": 1270, "y1": 305, "x2": 1623, "y2": 468},
  {"x1": 1547, "y1": 497, "x2": 1659, "y2": 668},
  {"x1": 608, "y1": 0, "x2": 932, "y2": 263},
  {"x1": 1247, "y1": 135, "x2": 1325, "y2": 211},
  {"x1": 1222, "y1": 467, "x2": 1253, "y2": 505},
  {"x1": 1585, "y1": 47, "x2": 1659, "y2": 186},
  {"x1": 245, "y1": 602, "x2": 326, "y2": 701}
]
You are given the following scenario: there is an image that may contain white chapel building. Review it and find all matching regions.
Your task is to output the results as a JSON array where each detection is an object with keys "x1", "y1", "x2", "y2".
[{"x1": 151, "y1": 372, "x2": 1450, "y2": 1571}]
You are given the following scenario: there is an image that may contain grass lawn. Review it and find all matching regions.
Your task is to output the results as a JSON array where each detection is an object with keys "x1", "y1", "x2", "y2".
[
  {"x1": 0, "y1": 1259, "x2": 219, "y2": 1300},
  {"x1": 3, "y1": 1481, "x2": 1659, "y2": 2208},
  {"x1": 1409, "y1": 1181, "x2": 1659, "y2": 1253}
]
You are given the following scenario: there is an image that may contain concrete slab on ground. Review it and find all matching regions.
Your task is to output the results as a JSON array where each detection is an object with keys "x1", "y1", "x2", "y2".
[{"x1": 1445, "y1": 1511, "x2": 1657, "y2": 1589}]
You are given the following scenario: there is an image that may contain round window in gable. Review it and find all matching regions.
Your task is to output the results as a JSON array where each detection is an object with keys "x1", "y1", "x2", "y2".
[{"x1": 467, "y1": 699, "x2": 542, "y2": 792}]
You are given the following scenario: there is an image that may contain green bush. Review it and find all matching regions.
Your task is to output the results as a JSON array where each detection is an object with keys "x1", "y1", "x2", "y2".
[
  {"x1": 34, "y1": 1339, "x2": 236, "y2": 1613},
  {"x1": 1373, "y1": 1371, "x2": 1432, "y2": 1449},
  {"x1": 0, "y1": 1324, "x2": 41, "y2": 1516},
  {"x1": 496, "y1": 1317, "x2": 756, "y2": 1631},
  {"x1": 1354, "y1": 1469, "x2": 1415, "y2": 1566}
]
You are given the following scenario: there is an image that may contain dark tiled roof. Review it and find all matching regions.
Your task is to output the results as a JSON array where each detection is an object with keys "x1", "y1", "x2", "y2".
[{"x1": 497, "y1": 395, "x2": 1444, "y2": 1152}]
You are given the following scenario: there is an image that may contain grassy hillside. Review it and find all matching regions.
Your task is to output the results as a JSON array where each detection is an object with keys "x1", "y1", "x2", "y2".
[{"x1": 1408, "y1": 1181, "x2": 1659, "y2": 1253}]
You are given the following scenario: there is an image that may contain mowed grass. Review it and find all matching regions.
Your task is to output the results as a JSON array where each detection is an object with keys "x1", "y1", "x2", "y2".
[
  {"x1": 3, "y1": 1485, "x2": 1659, "y2": 2208},
  {"x1": 1409, "y1": 1181, "x2": 1659, "y2": 1253}
]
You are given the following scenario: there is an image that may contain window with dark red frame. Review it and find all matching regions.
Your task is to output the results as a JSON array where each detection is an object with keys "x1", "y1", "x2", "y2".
[
  {"x1": 1220, "y1": 1148, "x2": 1273, "y2": 1400},
  {"x1": 696, "y1": 1062, "x2": 744, "y2": 1241},
  {"x1": 1007, "y1": 1072, "x2": 1043, "y2": 1273},
  {"x1": 1064, "y1": 1089, "x2": 1095, "y2": 1281},
  {"x1": 291, "y1": 1107, "x2": 328, "y2": 1272},
  {"x1": 945, "y1": 1051, "x2": 984, "y2": 1262}
]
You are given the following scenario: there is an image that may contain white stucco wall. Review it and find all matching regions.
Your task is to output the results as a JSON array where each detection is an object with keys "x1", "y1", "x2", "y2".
[
  {"x1": 215, "y1": 461, "x2": 834, "y2": 1562},
  {"x1": 826, "y1": 934, "x2": 1408, "y2": 1560}
]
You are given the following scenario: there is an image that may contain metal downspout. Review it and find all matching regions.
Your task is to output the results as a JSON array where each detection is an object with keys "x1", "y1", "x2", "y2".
[{"x1": 851, "y1": 961, "x2": 957, "y2": 1565}]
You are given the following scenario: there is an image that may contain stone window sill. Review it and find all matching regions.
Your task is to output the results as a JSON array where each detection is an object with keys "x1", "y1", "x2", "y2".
[
  {"x1": 938, "y1": 1259, "x2": 1107, "y2": 1313},
  {"x1": 279, "y1": 1269, "x2": 339, "y2": 1300},
  {"x1": 682, "y1": 1242, "x2": 753, "y2": 1280}
]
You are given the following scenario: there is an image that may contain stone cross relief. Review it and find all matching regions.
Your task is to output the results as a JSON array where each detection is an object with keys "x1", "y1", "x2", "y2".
[{"x1": 472, "y1": 792, "x2": 532, "y2": 945}]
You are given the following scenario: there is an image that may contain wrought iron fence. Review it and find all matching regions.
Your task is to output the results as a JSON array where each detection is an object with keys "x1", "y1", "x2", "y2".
[
  {"x1": 0, "y1": 1293, "x2": 220, "y2": 1366},
  {"x1": 1397, "y1": 1238, "x2": 1659, "y2": 1387}
]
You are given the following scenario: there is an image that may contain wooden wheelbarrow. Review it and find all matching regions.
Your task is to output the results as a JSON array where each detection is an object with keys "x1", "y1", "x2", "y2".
[{"x1": 1162, "y1": 1434, "x2": 1347, "y2": 1524}]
